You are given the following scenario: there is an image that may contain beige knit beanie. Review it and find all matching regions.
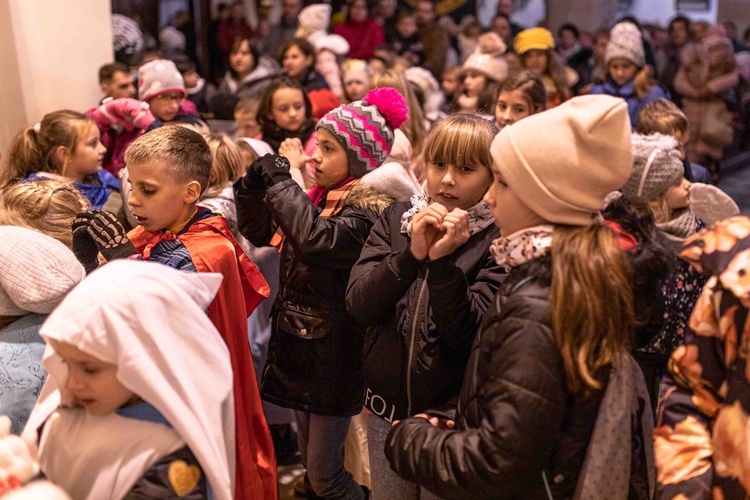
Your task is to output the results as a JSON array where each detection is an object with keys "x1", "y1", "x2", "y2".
[
  {"x1": 0, "y1": 226, "x2": 85, "y2": 316},
  {"x1": 605, "y1": 22, "x2": 645, "y2": 67},
  {"x1": 463, "y1": 33, "x2": 508, "y2": 82},
  {"x1": 490, "y1": 95, "x2": 632, "y2": 226}
]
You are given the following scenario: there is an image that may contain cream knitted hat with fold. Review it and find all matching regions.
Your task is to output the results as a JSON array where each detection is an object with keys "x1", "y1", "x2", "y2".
[
  {"x1": 463, "y1": 33, "x2": 508, "y2": 82},
  {"x1": 605, "y1": 22, "x2": 645, "y2": 68},
  {"x1": 490, "y1": 95, "x2": 633, "y2": 226},
  {"x1": 0, "y1": 226, "x2": 85, "y2": 316}
]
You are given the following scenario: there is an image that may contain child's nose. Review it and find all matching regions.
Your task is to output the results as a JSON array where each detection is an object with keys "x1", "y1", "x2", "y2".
[
  {"x1": 441, "y1": 170, "x2": 455, "y2": 184},
  {"x1": 66, "y1": 373, "x2": 83, "y2": 391}
]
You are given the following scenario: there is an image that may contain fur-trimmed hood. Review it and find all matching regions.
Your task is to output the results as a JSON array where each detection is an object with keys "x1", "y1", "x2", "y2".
[{"x1": 344, "y1": 161, "x2": 421, "y2": 214}]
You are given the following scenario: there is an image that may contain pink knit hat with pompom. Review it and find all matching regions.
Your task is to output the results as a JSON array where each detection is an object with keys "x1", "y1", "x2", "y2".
[{"x1": 317, "y1": 88, "x2": 408, "y2": 178}]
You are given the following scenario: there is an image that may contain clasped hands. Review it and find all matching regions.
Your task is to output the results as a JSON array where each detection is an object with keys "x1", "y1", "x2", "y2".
[{"x1": 410, "y1": 203, "x2": 470, "y2": 262}]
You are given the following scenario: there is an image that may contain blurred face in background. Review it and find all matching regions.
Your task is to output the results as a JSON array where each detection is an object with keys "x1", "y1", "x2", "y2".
[{"x1": 349, "y1": 0, "x2": 369, "y2": 22}]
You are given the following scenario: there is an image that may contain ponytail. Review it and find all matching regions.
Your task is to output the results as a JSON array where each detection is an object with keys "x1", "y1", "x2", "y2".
[
  {"x1": 0, "y1": 110, "x2": 91, "y2": 188},
  {"x1": 550, "y1": 224, "x2": 634, "y2": 398},
  {"x1": 633, "y1": 66, "x2": 655, "y2": 100}
]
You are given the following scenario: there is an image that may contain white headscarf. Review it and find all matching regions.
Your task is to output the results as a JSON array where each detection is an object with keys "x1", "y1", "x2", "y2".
[{"x1": 24, "y1": 260, "x2": 235, "y2": 500}]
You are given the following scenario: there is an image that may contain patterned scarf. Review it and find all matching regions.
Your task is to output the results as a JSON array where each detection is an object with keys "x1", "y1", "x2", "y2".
[
  {"x1": 400, "y1": 185, "x2": 494, "y2": 237},
  {"x1": 270, "y1": 177, "x2": 360, "y2": 249},
  {"x1": 489, "y1": 225, "x2": 555, "y2": 271}
]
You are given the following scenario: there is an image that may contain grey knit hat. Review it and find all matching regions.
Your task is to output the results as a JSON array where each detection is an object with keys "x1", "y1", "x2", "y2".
[
  {"x1": 138, "y1": 59, "x2": 185, "y2": 102},
  {"x1": 0, "y1": 226, "x2": 85, "y2": 316},
  {"x1": 622, "y1": 133, "x2": 684, "y2": 204},
  {"x1": 605, "y1": 22, "x2": 645, "y2": 68}
]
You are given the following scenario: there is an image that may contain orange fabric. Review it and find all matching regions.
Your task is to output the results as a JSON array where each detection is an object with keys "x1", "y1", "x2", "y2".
[{"x1": 129, "y1": 215, "x2": 277, "y2": 500}]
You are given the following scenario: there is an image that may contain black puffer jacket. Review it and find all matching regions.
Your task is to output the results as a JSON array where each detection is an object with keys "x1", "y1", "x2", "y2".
[
  {"x1": 383, "y1": 257, "x2": 606, "y2": 499},
  {"x1": 235, "y1": 177, "x2": 393, "y2": 417},
  {"x1": 346, "y1": 201, "x2": 504, "y2": 422}
]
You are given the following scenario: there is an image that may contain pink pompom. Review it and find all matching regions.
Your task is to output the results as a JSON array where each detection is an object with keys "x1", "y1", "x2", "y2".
[{"x1": 363, "y1": 88, "x2": 409, "y2": 130}]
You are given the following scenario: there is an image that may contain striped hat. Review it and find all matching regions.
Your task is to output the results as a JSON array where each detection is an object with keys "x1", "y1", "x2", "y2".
[{"x1": 317, "y1": 88, "x2": 408, "y2": 178}]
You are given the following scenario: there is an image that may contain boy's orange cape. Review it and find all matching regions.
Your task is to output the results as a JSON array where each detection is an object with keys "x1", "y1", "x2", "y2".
[{"x1": 129, "y1": 215, "x2": 277, "y2": 500}]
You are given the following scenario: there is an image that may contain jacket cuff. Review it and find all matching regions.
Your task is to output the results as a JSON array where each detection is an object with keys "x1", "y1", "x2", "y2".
[
  {"x1": 426, "y1": 256, "x2": 461, "y2": 284},
  {"x1": 389, "y1": 248, "x2": 424, "y2": 282},
  {"x1": 234, "y1": 176, "x2": 264, "y2": 195}
]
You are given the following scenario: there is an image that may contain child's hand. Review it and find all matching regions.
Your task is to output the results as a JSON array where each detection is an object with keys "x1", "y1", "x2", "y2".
[
  {"x1": 410, "y1": 204, "x2": 448, "y2": 261},
  {"x1": 279, "y1": 139, "x2": 311, "y2": 171},
  {"x1": 95, "y1": 98, "x2": 156, "y2": 132},
  {"x1": 72, "y1": 215, "x2": 102, "y2": 274},
  {"x1": 427, "y1": 208, "x2": 470, "y2": 261},
  {"x1": 77, "y1": 211, "x2": 138, "y2": 261}
]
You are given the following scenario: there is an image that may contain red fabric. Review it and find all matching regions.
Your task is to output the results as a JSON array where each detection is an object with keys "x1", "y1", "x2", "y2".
[
  {"x1": 604, "y1": 220, "x2": 639, "y2": 252},
  {"x1": 333, "y1": 19, "x2": 385, "y2": 60},
  {"x1": 87, "y1": 107, "x2": 144, "y2": 175},
  {"x1": 129, "y1": 216, "x2": 276, "y2": 500},
  {"x1": 308, "y1": 88, "x2": 340, "y2": 121}
]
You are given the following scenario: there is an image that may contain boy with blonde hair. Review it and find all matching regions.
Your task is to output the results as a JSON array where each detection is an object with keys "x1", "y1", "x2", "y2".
[{"x1": 71, "y1": 125, "x2": 277, "y2": 500}]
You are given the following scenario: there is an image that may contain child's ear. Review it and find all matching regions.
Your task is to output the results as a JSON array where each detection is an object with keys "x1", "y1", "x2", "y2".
[
  {"x1": 184, "y1": 180, "x2": 202, "y2": 203},
  {"x1": 55, "y1": 145, "x2": 70, "y2": 165}
]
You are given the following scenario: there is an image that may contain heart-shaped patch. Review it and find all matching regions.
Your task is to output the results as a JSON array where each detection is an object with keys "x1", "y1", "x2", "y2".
[{"x1": 168, "y1": 459, "x2": 201, "y2": 496}]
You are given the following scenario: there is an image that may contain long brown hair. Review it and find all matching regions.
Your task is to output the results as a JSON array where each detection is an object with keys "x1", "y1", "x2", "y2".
[{"x1": 550, "y1": 224, "x2": 635, "y2": 397}]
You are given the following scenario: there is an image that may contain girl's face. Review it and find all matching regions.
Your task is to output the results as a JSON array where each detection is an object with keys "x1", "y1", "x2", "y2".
[
  {"x1": 664, "y1": 177, "x2": 691, "y2": 210},
  {"x1": 484, "y1": 168, "x2": 544, "y2": 236},
  {"x1": 495, "y1": 89, "x2": 532, "y2": 130},
  {"x1": 349, "y1": 0, "x2": 368, "y2": 22},
  {"x1": 523, "y1": 50, "x2": 549, "y2": 75},
  {"x1": 268, "y1": 88, "x2": 307, "y2": 132},
  {"x1": 310, "y1": 128, "x2": 350, "y2": 188},
  {"x1": 442, "y1": 72, "x2": 463, "y2": 96},
  {"x1": 426, "y1": 160, "x2": 492, "y2": 211},
  {"x1": 608, "y1": 58, "x2": 638, "y2": 86},
  {"x1": 283, "y1": 45, "x2": 313, "y2": 79},
  {"x1": 53, "y1": 340, "x2": 138, "y2": 417},
  {"x1": 463, "y1": 70, "x2": 487, "y2": 98},
  {"x1": 64, "y1": 123, "x2": 106, "y2": 181},
  {"x1": 345, "y1": 78, "x2": 369, "y2": 101},
  {"x1": 148, "y1": 92, "x2": 184, "y2": 122},
  {"x1": 230, "y1": 41, "x2": 255, "y2": 77}
]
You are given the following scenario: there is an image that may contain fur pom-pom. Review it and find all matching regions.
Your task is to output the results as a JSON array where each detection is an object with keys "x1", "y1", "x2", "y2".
[
  {"x1": 477, "y1": 32, "x2": 507, "y2": 57},
  {"x1": 363, "y1": 88, "x2": 409, "y2": 130}
]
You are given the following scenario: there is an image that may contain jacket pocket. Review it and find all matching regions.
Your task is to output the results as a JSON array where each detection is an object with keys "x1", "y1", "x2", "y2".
[{"x1": 277, "y1": 305, "x2": 336, "y2": 340}]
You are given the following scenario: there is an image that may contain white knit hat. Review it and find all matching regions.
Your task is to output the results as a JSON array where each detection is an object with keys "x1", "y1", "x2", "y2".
[
  {"x1": 0, "y1": 226, "x2": 85, "y2": 316},
  {"x1": 138, "y1": 59, "x2": 186, "y2": 102},
  {"x1": 462, "y1": 33, "x2": 508, "y2": 82},
  {"x1": 606, "y1": 22, "x2": 645, "y2": 68},
  {"x1": 298, "y1": 4, "x2": 331, "y2": 34}
]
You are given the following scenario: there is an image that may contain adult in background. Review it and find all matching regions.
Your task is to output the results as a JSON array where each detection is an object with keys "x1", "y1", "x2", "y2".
[
  {"x1": 98, "y1": 62, "x2": 136, "y2": 103},
  {"x1": 259, "y1": 0, "x2": 302, "y2": 57},
  {"x1": 333, "y1": 0, "x2": 385, "y2": 61},
  {"x1": 660, "y1": 15, "x2": 691, "y2": 108},
  {"x1": 415, "y1": 0, "x2": 449, "y2": 77}
]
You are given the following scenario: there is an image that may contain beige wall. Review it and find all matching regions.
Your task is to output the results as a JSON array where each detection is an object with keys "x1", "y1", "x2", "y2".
[{"x1": 0, "y1": 0, "x2": 113, "y2": 154}]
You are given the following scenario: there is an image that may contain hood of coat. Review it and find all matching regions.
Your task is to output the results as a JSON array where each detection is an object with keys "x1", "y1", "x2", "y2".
[{"x1": 345, "y1": 162, "x2": 421, "y2": 212}]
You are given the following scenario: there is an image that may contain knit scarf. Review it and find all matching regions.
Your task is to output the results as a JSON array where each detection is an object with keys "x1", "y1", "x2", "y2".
[
  {"x1": 261, "y1": 119, "x2": 315, "y2": 153},
  {"x1": 657, "y1": 206, "x2": 698, "y2": 251},
  {"x1": 400, "y1": 185, "x2": 494, "y2": 237},
  {"x1": 489, "y1": 225, "x2": 555, "y2": 271}
]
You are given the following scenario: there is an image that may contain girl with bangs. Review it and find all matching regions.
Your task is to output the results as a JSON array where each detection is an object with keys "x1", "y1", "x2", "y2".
[{"x1": 346, "y1": 114, "x2": 504, "y2": 499}]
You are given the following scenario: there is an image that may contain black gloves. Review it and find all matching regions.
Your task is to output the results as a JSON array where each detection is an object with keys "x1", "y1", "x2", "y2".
[
  {"x1": 71, "y1": 211, "x2": 138, "y2": 270},
  {"x1": 242, "y1": 154, "x2": 292, "y2": 192}
]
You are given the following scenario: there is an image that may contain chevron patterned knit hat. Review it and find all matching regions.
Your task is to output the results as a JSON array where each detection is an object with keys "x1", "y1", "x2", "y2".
[{"x1": 317, "y1": 88, "x2": 409, "y2": 178}]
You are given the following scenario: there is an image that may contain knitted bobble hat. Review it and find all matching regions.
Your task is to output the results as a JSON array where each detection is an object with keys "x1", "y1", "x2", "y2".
[
  {"x1": 0, "y1": 226, "x2": 85, "y2": 316},
  {"x1": 317, "y1": 88, "x2": 409, "y2": 178},
  {"x1": 297, "y1": 4, "x2": 331, "y2": 35},
  {"x1": 621, "y1": 133, "x2": 684, "y2": 205},
  {"x1": 138, "y1": 59, "x2": 186, "y2": 102},
  {"x1": 605, "y1": 22, "x2": 645, "y2": 68},
  {"x1": 463, "y1": 33, "x2": 508, "y2": 82}
]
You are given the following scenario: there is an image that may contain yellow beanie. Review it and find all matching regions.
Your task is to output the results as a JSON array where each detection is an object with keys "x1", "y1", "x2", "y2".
[
  {"x1": 490, "y1": 95, "x2": 633, "y2": 226},
  {"x1": 513, "y1": 27, "x2": 556, "y2": 55}
]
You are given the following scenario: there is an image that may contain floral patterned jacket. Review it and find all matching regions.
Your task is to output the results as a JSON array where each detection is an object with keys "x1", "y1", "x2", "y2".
[{"x1": 655, "y1": 216, "x2": 750, "y2": 498}]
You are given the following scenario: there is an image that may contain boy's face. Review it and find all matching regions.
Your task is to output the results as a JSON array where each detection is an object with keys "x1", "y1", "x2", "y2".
[
  {"x1": 53, "y1": 340, "x2": 137, "y2": 417},
  {"x1": 126, "y1": 160, "x2": 201, "y2": 232},
  {"x1": 148, "y1": 92, "x2": 185, "y2": 122},
  {"x1": 182, "y1": 70, "x2": 199, "y2": 89},
  {"x1": 235, "y1": 110, "x2": 261, "y2": 138}
]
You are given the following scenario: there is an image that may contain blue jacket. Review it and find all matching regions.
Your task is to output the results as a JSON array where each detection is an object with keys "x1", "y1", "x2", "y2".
[{"x1": 591, "y1": 78, "x2": 669, "y2": 129}]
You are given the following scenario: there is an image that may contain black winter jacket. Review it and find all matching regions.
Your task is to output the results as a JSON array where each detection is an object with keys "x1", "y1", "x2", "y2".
[
  {"x1": 235, "y1": 176, "x2": 393, "y2": 417},
  {"x1": 346, "y1": 202, "x2": 504, "y2": 422},
  {"x1": 384, "y1": 257, "x2": 606, "y2": 499}
]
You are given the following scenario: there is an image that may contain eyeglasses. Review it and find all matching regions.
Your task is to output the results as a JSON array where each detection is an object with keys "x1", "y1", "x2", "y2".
[{"x1": 152, "y1": 93, "x2": 185, "y2": 103}]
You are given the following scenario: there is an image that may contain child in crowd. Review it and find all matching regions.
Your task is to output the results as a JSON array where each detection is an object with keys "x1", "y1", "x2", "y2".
[
  {"x1": 26, "y1": 261, "x2": 236, "y2": 499},
  {"x1": 514, "y1": 27, "x2": 575, "y2": 108},
  {"x1": 199, "y1": 133, "x2": 246, "y2": 242},
  {"x1": 139, "y1": 59, "x2": 209, "y2": 134},
  {"x1": 636, "y1": 98, "x2": 712, "y2": 183},
  {"x1": 177, "y1": 60, "x2": 217, "y2": 116},
  {"x1": 70, "y1": 126, "x2": 276, "y2": 499},
  {"x1": 441, "y1": 66, "x2": 464, "y2": 114},
  {"x1": 234, "y1": 88, "x2": 408, "y2": 500},
  {"x1": 219, "y1": 37, "x2": 280, "y2": 100},
  {"x1": 346, "y1": 114, "x2": 504, "y2": 498},
  {"x1": 0, "y1": 227, "x2": 84, "y2": 434},
  {"x1": 257, "y1": 77, "x2": 317, "y2": 156},
  {"x1": 385, "y1": 95, "x2": 655, "y2": 499},
  {"x1": 234, "y1": 97, "x2": 262, "y2": 139},
  {"x1": 388, "y1": 9, "x2": 426, "y2": 67},
  {"x1": 495, "y1": 70, "x2": 547, "y2": 131},
  {"x1": 0, "y1": 180, "x2": 89, "y2": 248},
  {"x1": 1, "y1": 111, "x2": 121, "y2": 214},
  {"x1": 458, "y1": 33, "x2": 508, "y2": 116},
  {"x1": 591, "y1": 22, "x2": 669, "y2": 128},
  {"x1": 341, "y1": 59, "x2": 371, "y2": 103},
  {"x1": 614, "y1": 133, "x2": 708, "y2": 397}
]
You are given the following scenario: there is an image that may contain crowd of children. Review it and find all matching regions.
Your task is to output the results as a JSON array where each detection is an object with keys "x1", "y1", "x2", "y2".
[{"x1": 1, "y1": 3, "x2": 750, "y2": 500}]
